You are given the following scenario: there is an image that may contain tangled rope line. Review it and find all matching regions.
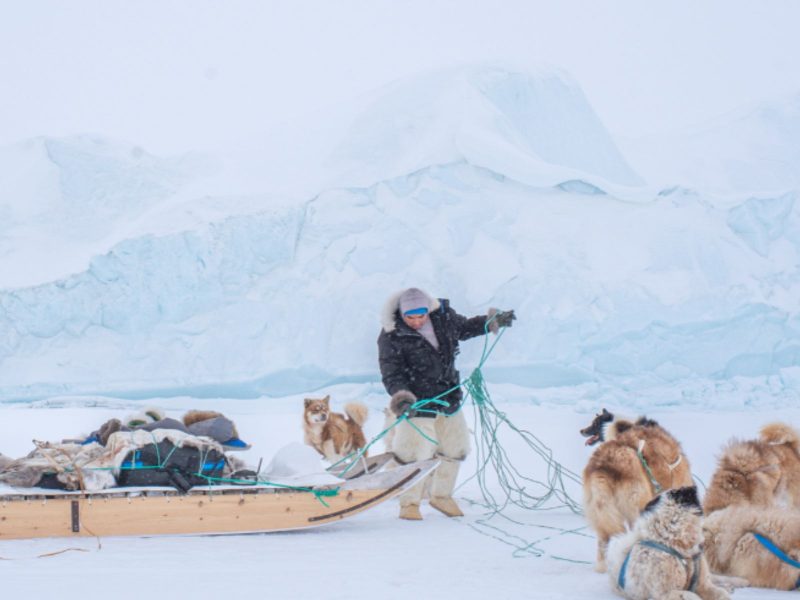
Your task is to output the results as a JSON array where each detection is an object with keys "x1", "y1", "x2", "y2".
[
  {"x1": 333, "y1": 315, "x2": 590, "y2": 560},
  {"x1": 460, "y1": 367, "x2": 583, "y2": 515},
  {"x1": 456, "y1": 324, "x2": 589, "y2": 561}
]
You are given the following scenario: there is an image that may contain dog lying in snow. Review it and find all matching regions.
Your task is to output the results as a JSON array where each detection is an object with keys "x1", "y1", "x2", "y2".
[
  {"x1": 607, "y1": 486, "x2": 730, "y2": 600},
  {"x1": 704, "y1": 504, "x2": 800, "y2": 591},
  {"x1": 580, "y1": 409, "x2": 694, "y2": 573},
  {"x1": 302, "y1": 395, "x2": 368, "y2": 462}
]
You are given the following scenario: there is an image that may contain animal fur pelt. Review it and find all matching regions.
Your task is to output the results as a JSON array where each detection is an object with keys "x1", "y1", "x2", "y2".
[
  {"x1": 704, "y1": 505, "x2": 800, "y2": 591},
  {"x1": 703, "y1": 421, "x2": 800, "y2": 514},
  {"x1": 0, "y1": 452, "x2": 12, "y2": 471},
  {"x1": 0, "y1": 441, "x2": 118, "y2": 491},
  {"x1": 303, "y1": 396, "x2": 368, "y2": 463},
  {"x1": 607, "y1": 487, "x2": 730, "y2": 600},
  {"x1": 183, "y1": 410, "x2": 225, "y2": 428},
  {"x1": 83, "y1": 409, "x2": 244, "y2": 448},
  {"x1": 580, "y1": 409, "x2": 694, "y2": 573}
]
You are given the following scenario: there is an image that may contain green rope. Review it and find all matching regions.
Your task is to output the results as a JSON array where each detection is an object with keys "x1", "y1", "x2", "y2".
[
  {"x1": 196, "y1": 473, "x2": 340, "y2": 507},
  {"x1": 345, "y1": 313, "x2": 587, "y2": 559},
  {"x1": 636, "y1": 446, "x2": 662, "y2": 494},
  {"x1": 460, "y1": 367, "x2": 583, "y2": 514},
  {"x1": 331, "y1": 314, "x2": 588, "y2": 559}
]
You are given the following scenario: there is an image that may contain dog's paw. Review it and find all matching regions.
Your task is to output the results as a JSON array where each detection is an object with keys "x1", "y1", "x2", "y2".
[
  {"x1": 593, "y1": 561, "x2": 607, "y2": 574},
  {"x1": 710, "y1": 574, "x2": 748, "y2": 592}
]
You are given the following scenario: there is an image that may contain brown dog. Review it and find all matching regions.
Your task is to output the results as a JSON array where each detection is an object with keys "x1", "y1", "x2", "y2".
[
  {"x1": 704, "y1": 505, "x2": 800, "y2": 591},
  {"x1": 703, "y1": 422, "x2": 800, "y2": 514},
  {"x1": 580, "y1": 409, "x2": 694, "y2": 573},
  {"x1": 303, "y1": 395, "x2": 368, "y2": 463}
]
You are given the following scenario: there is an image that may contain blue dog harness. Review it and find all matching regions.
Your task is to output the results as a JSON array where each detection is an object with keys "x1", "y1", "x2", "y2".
[
  {"x1": 618, "y1": 540, "x2": 701, "y2": 592},
  {"x1": 751, "y1": 532, "x2": 800, "y2": 589}
]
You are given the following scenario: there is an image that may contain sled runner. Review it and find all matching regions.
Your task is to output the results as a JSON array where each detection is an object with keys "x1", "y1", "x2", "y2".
[{"x1": 0, "y1": 459, "x2": 437, "y2": 540}]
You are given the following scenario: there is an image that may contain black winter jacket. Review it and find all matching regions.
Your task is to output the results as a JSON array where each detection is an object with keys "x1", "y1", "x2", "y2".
[{"x1": 378, "y1": 298, "x2": 489, "y2": 417}]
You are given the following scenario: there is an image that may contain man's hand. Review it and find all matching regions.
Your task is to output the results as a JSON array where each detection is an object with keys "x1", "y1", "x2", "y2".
[
  {"x1": 390, "y1": 390, "x2": 417, "y2": 416},
  {"x1": 488, "y1": 308, "x2": 516, "y2": 333},
  {"x1": 495, "y1": 309, "x2": 516, "y2": 327}
]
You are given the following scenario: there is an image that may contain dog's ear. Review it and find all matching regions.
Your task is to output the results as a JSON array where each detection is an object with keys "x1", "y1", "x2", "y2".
[
  {"x1": 601, "y1": 408, "x2": 613, "y2": 421},
  {"x1": 322, "y1": 395, "x2": 330, "y2": 404},
  {"x1": 635, "y1": 416, "x2": 659, "y2": 428},
  {"x1": 304, "y1": 398, "x2": 313, "y2": 407},
  {"x1": 668, "y1": 486, "x2": 701, "y2": 512},
  {"x1": 642, "y1": 493, "x2": 662, "y2": 514}
]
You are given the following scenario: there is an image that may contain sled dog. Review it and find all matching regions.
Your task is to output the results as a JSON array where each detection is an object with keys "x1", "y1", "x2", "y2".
[
  {"x1": 703, "y1": 422, "x2": 800, "y2": 514},
  {"x1": 303, "y1": 395, "x2": 368, "y2": 462},
  {"x1": 580, "y1": 409, "x2": 693, "y2": 572},
  {"x1": 607, "y1": 486, "x2": 730, "y2": 600},
  {"x1": 704, "y1": 504, "x2": 800, "y2": 591}
]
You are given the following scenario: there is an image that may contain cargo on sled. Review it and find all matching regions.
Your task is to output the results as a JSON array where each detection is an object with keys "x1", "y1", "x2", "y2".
[{"x1": 0, "y1": 423, "x2": 431, "y2": 540}]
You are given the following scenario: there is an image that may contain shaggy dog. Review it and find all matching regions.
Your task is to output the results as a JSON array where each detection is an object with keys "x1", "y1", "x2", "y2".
[
  {"x1": 302, "y1": 395, "x2": 368, "y2": 462},
  {"x1": 704, "y1": 505, "x2": 800, "y2": 591},
  {"x1": 607, "y1": 486, "x2": 730, "y2": 600},
  {"x1": 581, "y1": 409, "x2": 694, "y2": 572},
  {"x1": 703, "y1": 422, "x2": 800, "y2": 514}
]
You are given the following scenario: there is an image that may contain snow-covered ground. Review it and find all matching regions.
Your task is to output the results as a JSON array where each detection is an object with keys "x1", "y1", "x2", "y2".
[{"x1": 0, "y1": 391, "x2": 795, "y2": 600}]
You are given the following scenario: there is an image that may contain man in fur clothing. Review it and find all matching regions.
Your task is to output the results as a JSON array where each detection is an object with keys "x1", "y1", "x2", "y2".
[{"x1": 378, "y1": 287, "x2": 515, "y2": 520}]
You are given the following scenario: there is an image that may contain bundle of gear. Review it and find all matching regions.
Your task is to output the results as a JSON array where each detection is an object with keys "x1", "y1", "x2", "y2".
[{"x1": 0, "y1": 409, "x2": 249, "y2": 492}]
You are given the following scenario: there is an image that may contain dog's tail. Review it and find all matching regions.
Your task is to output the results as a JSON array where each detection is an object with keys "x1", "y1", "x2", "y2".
[
  {"x1": 718, "y1": 439, "x2": 778, "y2": 474},
  {"x1": 704, "y1": 439, "x2": 780, "y2": 513},
  {"x1": 760, "y1": 422, "x2": 800, "y2": 450},
  {"x1": 344, "y1": 402, "x2": 369, "y2": 426},
  {"x1": 583, "y1": 472, "x2": 637, "y2": 539}
]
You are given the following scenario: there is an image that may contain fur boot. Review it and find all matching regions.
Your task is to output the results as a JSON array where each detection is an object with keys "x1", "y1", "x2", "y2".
[
  {"x1": 399, "y1": 503, "x2": 423, "y2": 520},
  {"x1": 429, "y1": 457, "x2": 464, "y2": 517}
]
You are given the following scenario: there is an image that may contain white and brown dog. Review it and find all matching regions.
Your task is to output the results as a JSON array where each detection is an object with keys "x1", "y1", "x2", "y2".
[
  {"x1": 607, "y1": 486, "x2": 730, "y2": 600},
  {"x1": 580, "y1": 409, "x2": 694, "y2": 573},
  {"x1": 302, "y1": 395, "x2": 368, "y2": 463}
]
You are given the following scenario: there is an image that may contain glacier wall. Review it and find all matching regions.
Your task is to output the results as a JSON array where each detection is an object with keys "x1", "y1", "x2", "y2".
[{"x1": 0, "y1": 66, "x2": 798, "y2": 405}]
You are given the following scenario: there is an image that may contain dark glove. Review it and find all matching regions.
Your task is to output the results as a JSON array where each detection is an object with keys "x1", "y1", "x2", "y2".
[
  {"x1": 488, "y1": 308, "x2": 516, "y2": 333},
  {"x1": 495, "y1": 309, "x2": 516, "y2": 327},
  {"x1": 390, "y1": 390, "x2": 417, "y2": 416}
]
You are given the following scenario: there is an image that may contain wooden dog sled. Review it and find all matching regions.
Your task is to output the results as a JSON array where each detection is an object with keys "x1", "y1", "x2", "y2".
[{"x1": 0, "y1": 459, "x2": 435, "y2": 540}]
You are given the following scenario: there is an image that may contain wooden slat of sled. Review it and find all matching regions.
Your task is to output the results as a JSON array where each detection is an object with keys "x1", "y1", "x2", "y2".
[
  {"x1": 0, "y1": 463, "x2": 430, "y2": 540},
  {"x1": 0, "y1": 489, "x2": 385, "y2": 540}
]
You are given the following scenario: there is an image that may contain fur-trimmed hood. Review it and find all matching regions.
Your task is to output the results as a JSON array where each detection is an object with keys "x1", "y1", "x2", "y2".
[{"x1": 380, "y1": 289, "x2": 441, "y2": 333}]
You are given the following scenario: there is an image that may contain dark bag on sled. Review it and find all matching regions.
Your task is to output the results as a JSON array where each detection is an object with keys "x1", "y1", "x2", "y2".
[{"x1": 116, "y1": 440, "x2": 228, "y2": 492}]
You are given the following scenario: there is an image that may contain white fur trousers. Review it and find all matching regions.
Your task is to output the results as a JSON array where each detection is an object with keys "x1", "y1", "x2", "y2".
[{"x1": 391, "y1": 411, "x2": 470, "y2": 507}]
